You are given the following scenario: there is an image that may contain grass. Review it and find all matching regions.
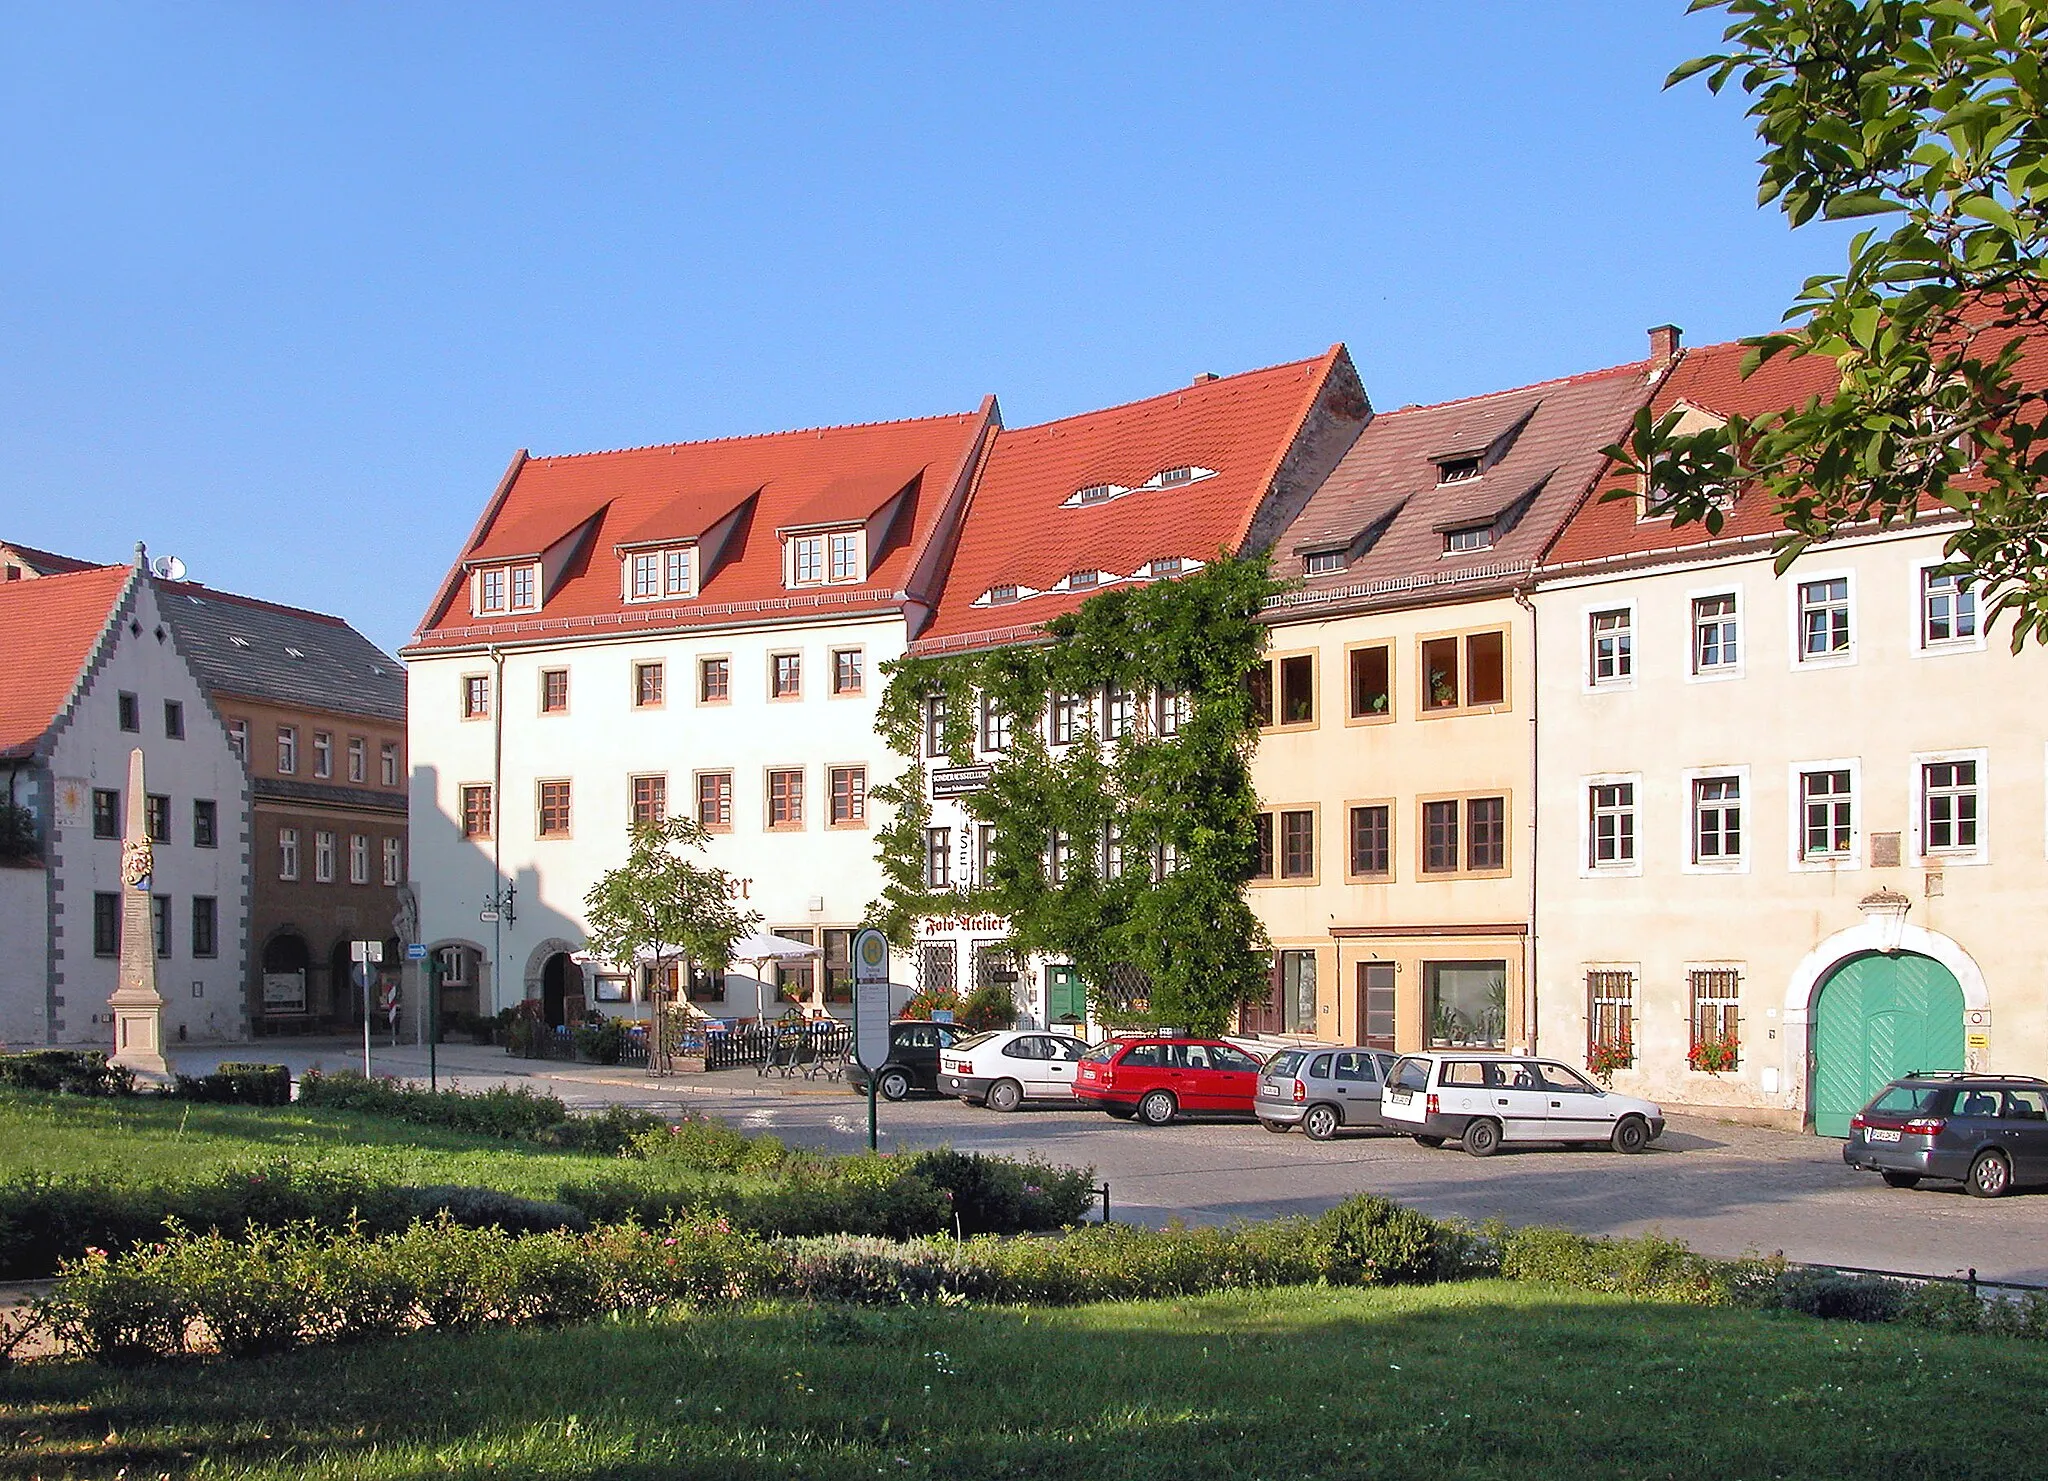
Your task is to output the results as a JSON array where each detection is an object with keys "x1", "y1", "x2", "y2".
[
  {"x1": 0, "y1": 1091, "x2": 742, "y2": 1202},
  {"x1": 6, "y1": 1283, "x2": 2048, "y2": 1479}
]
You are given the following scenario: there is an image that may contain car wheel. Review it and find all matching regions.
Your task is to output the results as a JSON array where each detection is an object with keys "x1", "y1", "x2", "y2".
[
  {"x1": 1137, "y1": 1089, "x2": 1178, "y2": 1126},
  {"x1": 1966, "y1": 1149, "x2": 2011, "y2": 1198},
  {"x1": 1413, "y1": 1134, "x2": 1446, "y2": 1148},
  {"x1": 1610, "y1": 1115, "x2": 1649, "y2": 1155},
  {"x1": 986, "y1": 1079, "x2": 1023, "y2": 1114},
  {"x1": 877, "y1": 1067, "x2": 913, "y2": 1102},
  {"x1": 1302, "y1": 1104, "x2": 1341, "y2": 1141},
  {"x1": 1880, "y1": 1170, "x2": 1922, "y2": 1189},
  {"x1": 1463, "y1": 1118, "x2": 1502, "y2": 1158},
  {"x1": 1261, "y1": 1118, "x2": 1292, "y2": 1134}
]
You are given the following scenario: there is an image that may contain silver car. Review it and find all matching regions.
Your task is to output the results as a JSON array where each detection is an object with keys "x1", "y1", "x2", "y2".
[{"x1": 1257, "y1": 1045, "x2": 1398, "y2": 1139}]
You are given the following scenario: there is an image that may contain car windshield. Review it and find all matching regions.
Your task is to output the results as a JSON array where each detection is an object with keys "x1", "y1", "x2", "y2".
[
  {"x1": 949, "y1": 1032, "x2": 998, "y2": 1053},
  {"x1": 1868, "y1": 1083, "x2": 1949, "y2": 1116},
  {"x1": 1264, "y1": 1050, "x2": 1308, "y2": 1079},
  {"x1": 1388, "y1": 1057, "x2": 1429, "y2": 1092}
]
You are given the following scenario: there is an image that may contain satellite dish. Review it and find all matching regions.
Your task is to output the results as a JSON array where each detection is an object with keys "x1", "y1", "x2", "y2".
[{"x1": 152, "y1": 555, "x2": 187, "y2": 581}]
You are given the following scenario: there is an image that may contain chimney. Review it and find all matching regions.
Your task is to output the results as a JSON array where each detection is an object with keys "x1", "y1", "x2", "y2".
[
  {"x1": 1192, "y1": 371, "x2": 1219, "y2": 385},
  {"x1": 1648, "y1": 324, "x2": 1683, "y2": 367}
]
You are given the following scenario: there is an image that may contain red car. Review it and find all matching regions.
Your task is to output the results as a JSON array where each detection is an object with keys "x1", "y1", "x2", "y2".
[{"x1": 1073, "y1": 1036, "x2": 1266, "y2": 1125}]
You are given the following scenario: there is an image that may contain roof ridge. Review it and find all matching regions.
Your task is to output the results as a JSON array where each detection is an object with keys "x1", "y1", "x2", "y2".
[
  {"x1": 529, "y1": 408, "x2": 983, "y2": 463},
  {"x1": 1385, "y1": 356, "x2": 1652, "y2": 416},
  {"x1": 1000, "y1": 351, "x2": 1333, "y2": 436},
  {"x1": 0, "y1": 539, "x2": 98, "y2": 570},
  {"x1": 161, "y1": 579, "x2": 353, "y2": 630}
]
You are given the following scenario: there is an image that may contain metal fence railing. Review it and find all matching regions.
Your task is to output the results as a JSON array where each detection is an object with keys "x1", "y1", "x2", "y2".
[{"x1": 705, "y1": 1020, "x2": 852, "y2": 1074}]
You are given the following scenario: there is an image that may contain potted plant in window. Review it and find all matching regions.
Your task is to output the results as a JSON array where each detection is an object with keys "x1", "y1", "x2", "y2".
[
  {"x1": 1687, "y1": 1031, "x2": 1738, "y2": 1074},
  {"x1": 1588, "y1": 1035, "x2": 1633, "y2": 1084}
]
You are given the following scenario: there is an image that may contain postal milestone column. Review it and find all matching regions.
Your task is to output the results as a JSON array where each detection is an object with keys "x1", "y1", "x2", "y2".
[{"x1": 109, "y1": 746, "x2": 171, "y2": 1081}]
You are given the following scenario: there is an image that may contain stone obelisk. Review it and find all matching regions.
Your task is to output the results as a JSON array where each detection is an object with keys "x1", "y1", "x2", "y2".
[{"x1": 109, "y1": 746, "x2": 170, "y2": 1080}]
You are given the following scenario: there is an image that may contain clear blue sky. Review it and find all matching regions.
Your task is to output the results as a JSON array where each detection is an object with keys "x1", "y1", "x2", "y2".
[{"x1": 1, "y1": 2, "x2": 1853, "y2": 657}]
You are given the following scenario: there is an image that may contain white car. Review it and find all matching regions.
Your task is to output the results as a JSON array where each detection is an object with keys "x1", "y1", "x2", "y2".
[
  {"x1": 1379, "y1": 1051, "x2": 1665, "y2": 1156},
  {"x1": 939, "y1": 1029, "x2": 1091, "y2": 1111}
]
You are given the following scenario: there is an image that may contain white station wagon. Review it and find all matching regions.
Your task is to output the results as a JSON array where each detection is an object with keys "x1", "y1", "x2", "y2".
[{"x1": 1379, "y1": 1051, "x2": 1666, "y2": 1156}]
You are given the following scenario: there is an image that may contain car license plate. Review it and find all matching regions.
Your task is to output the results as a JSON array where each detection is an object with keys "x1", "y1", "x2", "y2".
[
  {"x1": 1387, "y1": 1089, "x2": 1410, "y2": 1105},
  {"x1": 1868, "y1": 1128, "x2": 1901, "y2": 1142},
  {"x1": 1259, "y1": 1084, "x2": 1280, "y2": 1098}
]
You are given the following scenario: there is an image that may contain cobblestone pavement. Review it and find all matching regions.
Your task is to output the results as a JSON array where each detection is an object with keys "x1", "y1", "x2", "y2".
[{"x1": 173, "y1": 1040, "x2": 2048, "y2": 1284}]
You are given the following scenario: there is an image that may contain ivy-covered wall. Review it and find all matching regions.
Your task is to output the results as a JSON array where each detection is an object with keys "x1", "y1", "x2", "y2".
[{"x1": 869, "y1": 557, "x2": 1279, "y2": 1035}]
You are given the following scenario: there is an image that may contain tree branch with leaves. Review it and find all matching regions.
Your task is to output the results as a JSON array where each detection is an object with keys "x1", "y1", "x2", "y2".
[{"x1": 1617, "y1": 0, "x2": 2048, "y2": 643}]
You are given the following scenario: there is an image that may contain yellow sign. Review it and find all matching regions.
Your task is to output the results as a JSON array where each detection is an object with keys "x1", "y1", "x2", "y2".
[{"x1": 1967, "y1": 1033, "x2": 1990, "y2": 1049}]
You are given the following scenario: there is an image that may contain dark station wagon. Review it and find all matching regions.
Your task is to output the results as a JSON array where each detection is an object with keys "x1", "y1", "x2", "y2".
[{"x1": 1843, "y1": 1072, "x2": 2048, "y2": 1197}]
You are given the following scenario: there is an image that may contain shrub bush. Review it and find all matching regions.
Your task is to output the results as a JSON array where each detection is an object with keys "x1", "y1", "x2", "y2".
[
  {"x1": 1498, "y1": 1225, "x2": 1738, "y2": 1305},
  {"x1": 1308, "y1": 1194, "x2": 1444, "y2": 1285},
  {"x1": 170, "y1": 1062, "x2": 291, "y2": 1106},
  {"x1": 627, "y1": 1114, "x2": 790, "y2": 1174},
  {"x1": 401, "y1": 1186, "x2": 589, "y2": 1235},
  {"x1": 1773, "y1": 1270, "x2": 1910, "y2": 1324},
  {"x1": 0, "y1": 1050, "x2": 134, "y2": 1097},
  {"x1": 905, "y1": 1148, "x2": 1095, "y2": 1235},
  {"x1": 572, "y1": 1017, "x2": 626, "y2": 1065}
]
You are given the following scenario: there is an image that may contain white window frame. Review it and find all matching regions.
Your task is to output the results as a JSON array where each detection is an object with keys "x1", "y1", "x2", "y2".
[
  {"x1": 348, "y1": 833, "x2": 370, "y2": 885},
  {"x1": 473, "y1": 567, "x2": 507, "y2": 615},
  {"x1": 314, "y1": 829, "x2": 337, "y2": 884},
  {"x1": 278, "y1": 826, "x2": 300, "y2": 882},
  {"x1": 1582, "y1": 601, "x2": 1637, "y2": 691},
  {"x1": 1910, "y1": 747, "x2": 1989, "y2": 866},
  {"x1": 508, "y1": 562, "x2": 539, "y2": 611},
  {"x1": 1787, "y1": 757, "x2": 1863, "y2": 872},
  {"x1": 1579, "y1": 772, "x2": 1644, "y2": 878},
  {"x1": 828, "y1": 530, "x2": 863, "y2": 583},
  {"x1": 788, "y1": 534, "x2": 826, "y2": 587},
  {"x1": 1789, "y1": 568, "x2": 1857, "y2": 669},
  {"x1": 1680, "y1": 765, "x2": 1751, "y2": 874},
  {"x1": 382, "y1": 836, "x2": 403, "y2": 886},
  {"x1": 627, "y1": 551, "x2": 662, "y2": 602},
  {"x1": 1911, "y1": 557, "x2": 1985, "y2": 656},
  {"x1": 663, "y1": 547, "x2": 693, "y2": 599},
  {"x1": 1685, "y1": 585, "x2": 1744, "y2": 683}
]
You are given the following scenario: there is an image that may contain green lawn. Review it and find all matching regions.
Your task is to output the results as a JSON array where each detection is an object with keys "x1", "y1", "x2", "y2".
[
  {"x1": 0, "y1": 1091, "x2": 726, "y2": 1201},
  {"x1": 6, "y1": 1283, "x2": 2046, "y2": 1479}
]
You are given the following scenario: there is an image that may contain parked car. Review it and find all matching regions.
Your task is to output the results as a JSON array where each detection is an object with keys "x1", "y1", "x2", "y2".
[
  {"x1": 1073, "y1": 1035, "x2": 1265, "y2": 1125},
  {"x1": 1256, "y1": 1046, "x2": 1399, "y2": 1139},
  {"x1": 843, "y1": 1019, "x2": 965, "y2": 1100},
  {"x1": 1843, "y1": 1072, "x2": 2048, "y2": 1197},
  {"x1": 939, "y1": 1029, "x2": 1091, "y2": 1110},
  {"x1": 1379, "y1": 1051, "x2": 1665, "y2": 1156}
]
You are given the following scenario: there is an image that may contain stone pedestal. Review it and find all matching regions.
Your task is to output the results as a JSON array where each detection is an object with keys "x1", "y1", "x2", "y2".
[{"x1": 110, "y1": 747, "x2": 170, "y2": 1082}]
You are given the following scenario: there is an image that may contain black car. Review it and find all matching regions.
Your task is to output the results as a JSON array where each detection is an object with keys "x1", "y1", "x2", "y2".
[
  {"x1": 1843, "y1": 1072, "x2": 2048, "y2": 1197},
  {"x1": 843, "y1": 1019, "x2": 964, "y2": 1100}
]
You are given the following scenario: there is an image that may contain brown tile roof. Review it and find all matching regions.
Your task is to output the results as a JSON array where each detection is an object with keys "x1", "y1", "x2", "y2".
[
  {"x1": 407, "y1": 407, "x2": 998, "y2": 653},
  {"x1": 0, "y1": 564, "x2": 132, "y2": 758},
  {"x1": 0, "y1": 540, "x2": 98, "y2": 577},
  {"x1": 1267, "y1": 356, "x2": 1655, "y2": 614},
  {"x1": 916, "y1": 348, "x2": 1353, "y2": 648}
]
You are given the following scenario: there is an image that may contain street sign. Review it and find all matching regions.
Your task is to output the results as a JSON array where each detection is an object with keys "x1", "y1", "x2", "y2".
[
  {"x1": 852, "y1": 928, "x2": 891, "y2": 1071},
  {"x1": 350, "y1": 940, "x2": 384, "y2": 964},
  {"x1": 406, "y1": 943, "x2": 428, "y2": 961}
]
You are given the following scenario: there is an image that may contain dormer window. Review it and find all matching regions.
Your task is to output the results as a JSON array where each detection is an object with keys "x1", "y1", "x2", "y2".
[
  {"x1": 473, "y1": 562, "x2": 541, "y2": 616},
  {"x1": 625, "y1": 546, "x2": 693, "y2": 602},
  {"x1": 1445, "y1": 524, "x2": 1493, "y2": 554},
  {"x1": 986, "y1": 584, "x2": 1019, "y2": 605},
  {"x1": 1071, "y1": 483, "x2": 1125, "y2": 507},
  {"x1": 510, "y1": 566, "x2": 536, "y2": 610},
  {"x1": 1303, "y1": 550, "x2": 1346, "y2": 576},
  {"x1": 478, "y1": 568, "x2": 507, "y2": 612},
  {"x1": 1148, "y1": 557, "x2": 1187, "y2": 578},
  {"x1": 1436, "y1": 456, "x2": 1482, "y2": 485},
  {"x1": 787, "y1": 528, "x2": 864, "y2": 588},
  {"x1": 1067, "y1": 570, "x2": 1102, "y2": 591},
  {"x1": 1158, "y1": 466, "x2": 1194, "y2": 486}
]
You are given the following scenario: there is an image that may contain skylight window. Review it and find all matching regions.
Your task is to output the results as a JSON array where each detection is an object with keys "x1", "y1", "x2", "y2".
[
  {"x1": 229, "y1": 636, "x2": 250, "y2": 649},
  {"x1": 285, "y1": 647, "x2": 306, "y2": 659},
  {"x1": 1436, "y1": 456, "x2": 1483, "y2": 484}
]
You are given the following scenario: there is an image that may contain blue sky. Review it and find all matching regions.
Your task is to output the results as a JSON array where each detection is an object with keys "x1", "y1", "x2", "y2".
[{"x1": 1, "y1": 2, "x2": 1853, "y2": 657}]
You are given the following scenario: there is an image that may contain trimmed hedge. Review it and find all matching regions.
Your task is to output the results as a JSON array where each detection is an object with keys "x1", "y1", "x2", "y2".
[
  {"x1": 170, "y1": 1063, "x2": 291, "y2": 1106},
  {"x1": 0, "y1": 1051, "x2": 133, "y2": 1097}
]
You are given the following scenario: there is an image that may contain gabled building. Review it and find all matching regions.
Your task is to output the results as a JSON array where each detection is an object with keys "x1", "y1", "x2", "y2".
[
  {"x1": 905, "y1": 349, "x2": 1371, "y2": 1024},
  {"x1": 1243, "y1": 334, "x2": 1668, "y2": 1049},
  {"x1": 403, "y1": 405, "x2": 1001, "y2": 1027},
  {"x1": 1, "y1": 540, "x2": 98, "y2": 582},
  {"x1": 0, "y1": 557, "x2": 250, "y2": 1047},
  {"x1": 1531, "y1": 329, "x2": 2048, "y2": 1130}
]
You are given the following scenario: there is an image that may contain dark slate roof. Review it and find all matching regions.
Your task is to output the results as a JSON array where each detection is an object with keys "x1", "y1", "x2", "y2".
[
  {"x1": 157, "y1": 579, "x2": 406, "y2": 724},
  {"x1": 253, "y1": 776, "x2": 408, "y2": 815}
]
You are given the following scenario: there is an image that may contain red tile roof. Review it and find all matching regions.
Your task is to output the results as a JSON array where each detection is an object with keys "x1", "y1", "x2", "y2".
[
  {"x1": 916, "y1": 348, "x2": 1354, "y2": 648},
  {"x1": 1268, "y1": 355, "x2": 1655, "y2": 613},
  {"x1": 0, "y1": 564, "x2": 133, "y2": 759},
  {"x1": 408, "y1": 408, "x2": 998, "y2": 652}
]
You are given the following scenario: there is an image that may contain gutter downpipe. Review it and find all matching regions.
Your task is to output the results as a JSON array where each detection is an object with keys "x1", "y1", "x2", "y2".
[
  {"x1": 1513, "y1": 587, "x2": 1539, "y2": 1055},
  {"x1": 490, "y1": 645, "x2": 506, "y2": 1018}
]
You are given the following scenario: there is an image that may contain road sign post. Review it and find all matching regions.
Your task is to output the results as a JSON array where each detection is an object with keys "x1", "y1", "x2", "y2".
[
  {"x1": 351, "y1": 940, "x2": 384, "y2": 1077},
  {"x1": 852, "y1": 928, "x2": 891, "y2": 1152}
]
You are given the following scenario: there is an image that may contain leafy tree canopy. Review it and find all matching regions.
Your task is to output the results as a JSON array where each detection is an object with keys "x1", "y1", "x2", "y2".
[
  {"x1": 1616, "y1": 0, "x2": 2048, "y2": 643},
  {"x1": 581, "y1": 816, "x2": 761, "y2": 980}
]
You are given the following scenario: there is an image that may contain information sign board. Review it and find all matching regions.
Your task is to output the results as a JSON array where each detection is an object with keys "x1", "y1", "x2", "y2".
[{"x1": 852, "y1": 927, "x2": 891, "y2": 1070}]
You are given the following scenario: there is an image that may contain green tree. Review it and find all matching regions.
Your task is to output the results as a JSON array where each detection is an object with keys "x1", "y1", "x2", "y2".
[
  {"x1": 582, "y1": 817, "x2": 760, "y2": 1072},
  {"x1": 1617, "y1": 0, "x2": 2048, "y2": 642}
]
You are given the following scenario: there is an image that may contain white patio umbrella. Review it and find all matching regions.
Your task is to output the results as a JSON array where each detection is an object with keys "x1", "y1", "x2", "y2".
[{"x1": 726, "y1": 929, "x2": 825, "y2": 1012}]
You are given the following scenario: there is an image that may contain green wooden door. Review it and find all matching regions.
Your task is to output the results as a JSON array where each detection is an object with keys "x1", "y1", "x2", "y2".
[
  {"x1": 1046, "y1": 965, "x2": 1086, "y2": 1028},
  {"x1": 1812, "y1": 953, "x2": 1964, "y2": 1136}
]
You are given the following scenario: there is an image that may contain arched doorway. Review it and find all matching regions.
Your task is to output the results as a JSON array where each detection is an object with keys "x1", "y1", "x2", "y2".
[
  {"x1": 1812, "y1": 952, "x2": 1965, "y2": 1136},
  {"x1": 260, "y1": 931, "x2": 311, "y2": 1022},
  {"x1": 540, "y1": 952, "x2": 584, "y2": 1029}
]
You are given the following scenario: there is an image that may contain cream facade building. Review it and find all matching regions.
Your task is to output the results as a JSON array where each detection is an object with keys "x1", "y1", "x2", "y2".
[{"x1": 1532, "y1": 338, "x2": 2048, "y2": 1130}]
